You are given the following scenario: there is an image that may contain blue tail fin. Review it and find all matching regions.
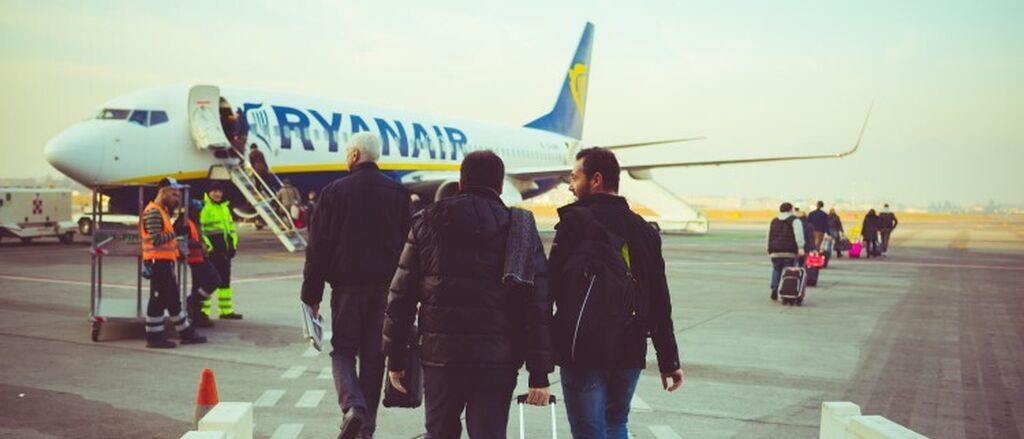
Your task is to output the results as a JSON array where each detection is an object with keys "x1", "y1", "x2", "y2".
[{"x1": 524, "y1": 22, "x2": 594, "y2": 140}]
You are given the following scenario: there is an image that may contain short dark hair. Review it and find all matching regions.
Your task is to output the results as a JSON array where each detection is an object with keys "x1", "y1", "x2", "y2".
[
  {"x1": 460, "y1": 150, "x2": 505, "y2": 191},
  {"x1": 575, "y1": 147, "x2": 620, "y2": 192},
  {"x1": 817, "y1": 201, "x2": 824, "y2": 208},
  {"x1": 250, "y1": 144, "x2": 258, "y2": 150},
  {"x1": 780, "y1": 202, "x2": 793, "y2": 213}
]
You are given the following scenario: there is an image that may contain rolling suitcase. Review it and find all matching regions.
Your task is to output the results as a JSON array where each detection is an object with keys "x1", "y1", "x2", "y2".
[
  {"x1": 777, "y1": 266, "x2": 805, "y2": 306},
  {"x1": 849, "y1": 242, "x2": 862, "y2": 259},
  {"x1": 517, "y1": 394, "x2": 559, "y2": 439},
  {"x1": 821, "y1": 237, "x2": 834, "y2": 268},
  {"x1": 805, "y1": 266, "x2": 820, "y2": 287}
]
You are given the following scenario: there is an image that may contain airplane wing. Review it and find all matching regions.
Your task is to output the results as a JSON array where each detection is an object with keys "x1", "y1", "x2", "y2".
[{"x1": 508, "y1": 105, "x2": 872, "y2": 180}]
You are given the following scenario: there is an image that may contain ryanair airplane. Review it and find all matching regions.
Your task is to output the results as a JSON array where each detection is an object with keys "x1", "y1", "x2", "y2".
[{"x1": 44, "y1": 22, "x2": 869, "y2": 246}]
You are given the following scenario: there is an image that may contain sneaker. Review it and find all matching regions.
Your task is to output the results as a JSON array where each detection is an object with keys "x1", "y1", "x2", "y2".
[
  {"x1": 146, "y1": 338, "x2": 177, "y2": 349},
  {"x1": 220, "y1": 312, "x2": 244, "y2": 320}
]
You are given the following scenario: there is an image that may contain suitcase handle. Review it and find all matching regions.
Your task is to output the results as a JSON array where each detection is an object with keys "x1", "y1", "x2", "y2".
[
  {"x1": 516, "y1": 394, "x2": 558, "y2": 405},
  {"x1": 516, "y1": 394, "x2": 558, "y2": 439}
]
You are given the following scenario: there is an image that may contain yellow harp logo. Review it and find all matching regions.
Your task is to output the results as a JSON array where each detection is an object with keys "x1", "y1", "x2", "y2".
[{"x1": 568, "y1": 63, "x2": 588, "y2": 114}]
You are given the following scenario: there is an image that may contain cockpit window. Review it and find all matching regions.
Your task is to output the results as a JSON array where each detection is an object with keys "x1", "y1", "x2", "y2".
[
  {"x1": 97, "y1": 109, "x2": 130, "y2": 120},
  {"x1": 129, "y1": 110, "x2": 148, "y2": 126},
  {"x1": 149, "y1": 111, "x2": 168, "y2": 126}
]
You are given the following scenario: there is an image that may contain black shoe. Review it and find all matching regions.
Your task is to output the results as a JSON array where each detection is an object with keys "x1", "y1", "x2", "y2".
[
  {"x1": 193, "y1": 315, "x2": 214, "y2": 328},
  {"x1": 771, "y1": 289, "x2": 778, "y2": 301},
  {"x1": 179, "y1": 328, "x2": 208, "y2": 345},
  {"x1": 338, "y1": 407, "x2": 367, "y2": 439},
  {"x1": 146, "y1": 338, "x2": 177, "y2": 349},
  {"x1": 220, "y1": 312, "x2": 244, "y2": 320}
]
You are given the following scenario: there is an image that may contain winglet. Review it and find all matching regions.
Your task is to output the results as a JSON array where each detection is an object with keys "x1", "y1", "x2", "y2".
[
  {"x1": 524, "y1": 22, "x2": 595, "y2": 140},
  {"x1": 838, "y1": 101, "x2": 874, "y2": 158}
]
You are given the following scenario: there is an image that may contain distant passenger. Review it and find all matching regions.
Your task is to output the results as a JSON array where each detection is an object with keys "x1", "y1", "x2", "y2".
[
  {"x1": 796, "y1": 209, "x2": 816, "y2": 265},
  {"x1": 767, "y1": 202, "x2": 806, "y2": 300},
  {"x1": 877, "y1": 204, "x2": 899, "y2": 255},
  {"x1": 248, "y1": 144, "x2": 275, "y2": 190},
  {"x1": 548, "y1": 147, "x2": 682, "y2": 437},
  {"x1": 862, "y1": 209, "x2": 880, "y2": 258},
  {"x1": 139, "y1": 177, "x2": 207, "y2": 348},
  {"x1": 232, "y1": 108, "x2": 248, "y2": 149},
  {"x1": 276, "y1": 178, "x2": 302, "y2": 219},
  {"x1": 302, "y1": 132, "x2": 411, "y2": 439},
  {"x1": 384, "y1": 150, "x2": 553, "y2": 438},
  {"x1": 827, "y1": 208, "x2": 845, "y2": 258},
  {"x1": 808, "y1": 201, "x2": 830, "y2": 250}
]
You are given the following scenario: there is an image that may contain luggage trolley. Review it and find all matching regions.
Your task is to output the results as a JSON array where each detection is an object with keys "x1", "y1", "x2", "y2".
[{"x1": 89, "y1": 184, "x2": 190, "y2": 342}]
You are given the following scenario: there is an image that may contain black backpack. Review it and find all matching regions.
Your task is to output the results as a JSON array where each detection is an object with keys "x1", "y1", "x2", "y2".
[{"x1": 553, "y1": 206, "x2": 643, "y2": 368}]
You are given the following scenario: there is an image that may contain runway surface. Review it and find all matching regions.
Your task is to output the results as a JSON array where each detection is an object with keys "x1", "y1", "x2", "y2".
[{"x1": 1, "y1": 218, "x2": 1022, "y2": 438}]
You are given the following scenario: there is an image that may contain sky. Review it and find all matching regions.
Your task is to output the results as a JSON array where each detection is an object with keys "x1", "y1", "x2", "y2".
[{"x1": 1, "y1": 0, "x2": 1021, "y2": 205}]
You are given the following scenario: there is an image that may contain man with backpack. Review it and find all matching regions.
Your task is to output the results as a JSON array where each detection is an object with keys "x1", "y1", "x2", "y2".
[
  {"x1": 548, "y1": 147, "x2": 683, "y2": 438},
  {"x1": 767, "y1": 202, "x2": 806, "y2": 300}
]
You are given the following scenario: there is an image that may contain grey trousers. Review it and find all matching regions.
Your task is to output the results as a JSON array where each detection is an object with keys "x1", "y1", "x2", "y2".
[{"x1": 330, "y1": 286, "x2": 388, "y2": 436}]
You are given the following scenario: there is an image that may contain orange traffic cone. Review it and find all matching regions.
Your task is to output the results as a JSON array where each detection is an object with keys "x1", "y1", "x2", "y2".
[{"x1": 194, "y1": 368, "x2": 220, "y2": 428}]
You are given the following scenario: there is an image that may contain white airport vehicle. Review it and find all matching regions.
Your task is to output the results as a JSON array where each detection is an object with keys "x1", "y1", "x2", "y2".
[
  {"x1": 0, "y1": 187, "x2": 77, "y2": 245},
  {"x1": 43, "y1": 22, "x2": 869, "y2": 251}
]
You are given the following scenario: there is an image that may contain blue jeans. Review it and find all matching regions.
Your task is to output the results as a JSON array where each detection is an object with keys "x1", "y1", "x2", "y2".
[
  {"x1": 771, "y1": 257, "x2": 796, "y2": 291},
  {"x1": 560, "y1": 368, "x2": 642, "y2": 439}
]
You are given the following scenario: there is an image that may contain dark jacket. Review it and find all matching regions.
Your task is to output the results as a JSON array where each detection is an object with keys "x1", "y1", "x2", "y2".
[
  {"x1": 549, "y1": 194, "x2": 680, "y2": 374},
  {"x1": 878, "y1": 211, "x2": 898, "y2": 230},
  {"x1": 828, "y1": 213, "x2": 844, "y2": 234},
  {"x1": 301, "y1": 162, "x2": 411, "y2": 304},
  {"x1": 808, "y1": 209, "x2": 829, "y2": 232},
  {"x1": 801, "y1": 218, "x2": 816, "y2": 252},
  {"x1": 249, "y1": 149, "x2": 268, "y2": 174},
  {"x1": 862, "y1": 213, "x2": 879, "y2": 239},
  {"x1": 382, "y1": 187, "x2": 553, "y2": 388}
]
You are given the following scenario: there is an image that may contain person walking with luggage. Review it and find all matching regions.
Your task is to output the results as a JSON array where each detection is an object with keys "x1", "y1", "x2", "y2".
[
  {"x1": 862, "y1": 209, "x2": 880, "y2": 258},
  {"x1": 877, "y1": 204, "x2": 899, "y2": 255},
  {"x1": 302, "y1": 133, "x2": 412, "y2": 439},
  {"x1": 201, "y1": 182, "x2": 243, "y2": 320},
  {"x1": 767, "y1": 202, "x2": 806, "y2": 300},
  {"x1": 139, "y1": 177, "x2": 207, "y2": 348},
  {"x1": 827, "y1": 208, "x2": 846, "y2": 258},
  {"x1": 383, "y1": 150, "x2": 552, "y2": 439},
  {"x1": 807, "y1": 201, "x2": 829, "y2": 250},
  {"x1": 548, "y1": 147, "x2": 682, "y2": 438}
]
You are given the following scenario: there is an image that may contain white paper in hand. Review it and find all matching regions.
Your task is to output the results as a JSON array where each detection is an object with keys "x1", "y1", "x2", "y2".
[{"x1": 300, "y1": 303, "x2": 324, "y2": 352}]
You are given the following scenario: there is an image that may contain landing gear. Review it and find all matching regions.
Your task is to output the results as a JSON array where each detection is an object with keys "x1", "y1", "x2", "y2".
[
  {"x1": 78, "y1": 217, "x2": 94, "y2": 236},
  {"x1": 59, "y1": 232, "x2": 75, "y2": 244},
  {"x1": 91, "y1": 321, "x2": 101, "y2": 342}
]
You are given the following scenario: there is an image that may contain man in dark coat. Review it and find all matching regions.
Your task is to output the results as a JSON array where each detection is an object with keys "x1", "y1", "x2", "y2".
[
  {"x1": 807, "y1": 201, "x2": 830, "y2": 250},
  {"x1": 827, "y1": 208, "x2": 845, "y2": 258},
  {"x1": 301, "y1": 132, "x2": 412, "y2": 439},
  {"x1": 383, "y1": 150, "x2": 553, "y2": 438},
  {"x1": 877, "y1": 204, "x2": 899, "y2": 255},
  {"x1": 862, "y1": 209, "x2": 880, "y2": 258},
  {"x1": 548, "y1": 147, "x2": 683, "y2": 438}
]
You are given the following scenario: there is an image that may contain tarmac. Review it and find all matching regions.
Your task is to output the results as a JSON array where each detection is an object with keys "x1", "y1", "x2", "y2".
[{"x1": 1, "y1": 218, "x2": 1022, "y2": 438}]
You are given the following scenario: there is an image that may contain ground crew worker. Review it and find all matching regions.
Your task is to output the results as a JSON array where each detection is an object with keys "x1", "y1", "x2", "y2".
[
  {"x1": 140, "y1": 178, "x2": 207, "y2": 348},
  {"x1": 201, "y1": 182, "x2": 243, "y2": 320},
  {"x1": 175, "y1": 198, "x2": 221, "y2": 328}
]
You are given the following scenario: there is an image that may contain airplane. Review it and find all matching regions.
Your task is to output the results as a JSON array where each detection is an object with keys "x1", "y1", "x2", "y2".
[{"x1": 44, "y1": 22, "x2": 870, "y2": 250}]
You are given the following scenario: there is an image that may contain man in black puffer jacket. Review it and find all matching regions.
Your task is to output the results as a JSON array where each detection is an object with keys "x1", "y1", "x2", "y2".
[{"x1": 383, "y1": 150, "x2": 553, "y2": 438}]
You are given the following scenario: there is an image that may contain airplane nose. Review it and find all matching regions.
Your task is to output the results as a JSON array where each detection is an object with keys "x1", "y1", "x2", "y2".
[{"x1": 45, "y1": 124, "x2": 105, "y2": 185}]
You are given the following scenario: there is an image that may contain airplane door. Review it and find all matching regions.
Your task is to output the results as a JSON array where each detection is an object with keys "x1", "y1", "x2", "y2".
[{"x1": 188, "y1": 85, "x2": 231, "y2": 151}]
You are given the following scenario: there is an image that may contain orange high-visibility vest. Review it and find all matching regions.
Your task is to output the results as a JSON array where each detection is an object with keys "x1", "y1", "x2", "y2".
[
  {"x1": 140, "y1": 201, "x2": 179, "y2": 261},
  {"x1": 186, "y1": 219, "x2": 204, "y2": 264}
]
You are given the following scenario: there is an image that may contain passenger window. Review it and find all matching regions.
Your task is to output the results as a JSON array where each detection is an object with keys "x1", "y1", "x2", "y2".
[
  {"x1": 129, "y1": 110, "x2": 149, "y2": 126},
  {"x1": 150, "y1": 111, "x2": 169, "y2": 126}
]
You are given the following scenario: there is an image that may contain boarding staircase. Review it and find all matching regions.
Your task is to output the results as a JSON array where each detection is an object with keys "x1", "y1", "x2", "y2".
[
  {"x1": 223, "y1": 162, "x2": 307, "y2": 252},
  {"x1": 189, "y1": 84, "x2": 306, "y2": 253}
]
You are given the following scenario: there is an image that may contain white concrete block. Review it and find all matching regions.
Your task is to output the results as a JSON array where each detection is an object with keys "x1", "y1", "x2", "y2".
[
  {"x1": 820, "y1": 401, "x2": 863, "y2": 439},
  {"x1": 198, "y1": 402, "x2": 254, "y2": 439},
  {"x1": 180, "y1": 432, "x2": 227, "y2": 439},
  {"x1": 847, "y1": 415, "x2": 929, "y2": 439}
]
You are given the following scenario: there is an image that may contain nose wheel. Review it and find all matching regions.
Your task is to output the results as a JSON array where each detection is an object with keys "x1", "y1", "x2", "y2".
[{"x1": 91, "y1": 321, "x2": 102, "y2": 342}]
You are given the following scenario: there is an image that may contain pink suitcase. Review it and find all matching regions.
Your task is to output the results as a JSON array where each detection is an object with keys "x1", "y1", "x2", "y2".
[{"x1": 849, "y1": 242, "x2": 863, "y2": 259}]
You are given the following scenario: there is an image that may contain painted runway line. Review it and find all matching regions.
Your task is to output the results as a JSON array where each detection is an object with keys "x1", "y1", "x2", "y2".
[
  {"x1": 254, "y1": 389, "x2": 286, "y2": 407},
  {"x1": 318, "y1": 366, "x2": 332, "y2": 380},
  {"x1": 649, "y1": 425, "x2": 683, "y2": 439},
  {"x1": 295, "y1": 389, "x2": 326, "y2": 408},
  {"x1": 631, "y1": 394, "x2": 652, "y2": 412},
  {"x1": 281, "y1": 366, "x2": 307, "y2": 379},
  {"x1": 270, "y1": 423, "x2": 304, "y2": 439},
  {"x1": 302, "y1": 346, "x2": 319, "y2": 357}
]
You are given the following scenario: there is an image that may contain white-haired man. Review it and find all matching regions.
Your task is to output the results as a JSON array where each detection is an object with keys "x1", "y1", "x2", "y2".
[{"x1": 301, "y1": 132, "x2": 411, "y2": 439}]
